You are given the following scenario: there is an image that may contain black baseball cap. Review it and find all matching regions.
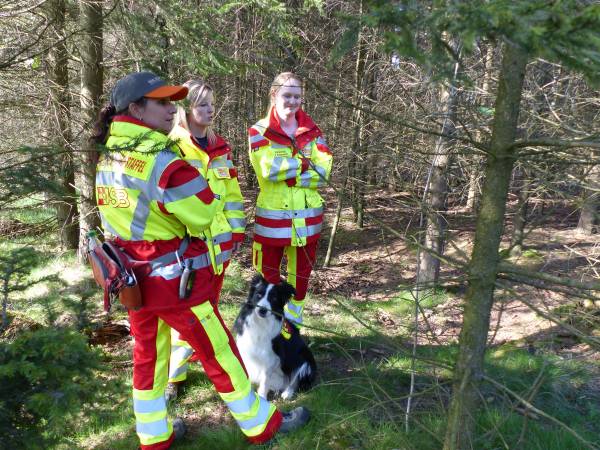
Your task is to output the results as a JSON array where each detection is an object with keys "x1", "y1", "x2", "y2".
[{"x1": 110, "y1": 71, "x2": 188, "y2": 112}]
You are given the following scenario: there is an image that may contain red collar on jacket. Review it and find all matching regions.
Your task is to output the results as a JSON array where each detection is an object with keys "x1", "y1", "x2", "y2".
[
  {"x1": 112, "y1": 115, "x2": 157, "y2": 130},
  {"x1": 263, "y1": 107, "x2": 322, "y2": 152},
  {"x1": 190, "y1": 132, "x2": 231, "y2": 161}
]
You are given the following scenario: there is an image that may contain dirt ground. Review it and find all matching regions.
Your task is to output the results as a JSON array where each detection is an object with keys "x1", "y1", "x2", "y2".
[{"x1": 299, "y1": 188, "x2": 600, "y2": 358}]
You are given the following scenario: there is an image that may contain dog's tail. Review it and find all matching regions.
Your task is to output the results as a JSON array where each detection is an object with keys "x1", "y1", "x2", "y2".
[{"x1": 295, "y1": 349, "x2": 317, "y2": 392}]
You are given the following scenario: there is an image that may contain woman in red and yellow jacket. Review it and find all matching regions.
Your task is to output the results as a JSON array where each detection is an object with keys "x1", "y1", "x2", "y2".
[
  {"x1": 249, "y1": 72, "x2": 333, "y2": 328},
  {"x1": 93, "y1": 72, "x2": 308, "y2": 450},
  {"x1": 166, "y1": 79, "x2": 246, "y2": 398}
]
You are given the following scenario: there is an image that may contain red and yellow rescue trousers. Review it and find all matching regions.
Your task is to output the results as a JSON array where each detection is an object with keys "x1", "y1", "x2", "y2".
[
  {"x1": 168, "y1": 272, "x2": 225, "y2": 384},
  {"x1": 130, "y1": 301, "x2": 281, "y2": 449},
  {"x1": 252, "y1": 240, "x2": 318, "y2": 325}
]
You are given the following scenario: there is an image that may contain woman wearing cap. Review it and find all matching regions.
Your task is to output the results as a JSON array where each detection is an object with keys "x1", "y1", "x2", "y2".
[
  {"x1": 249, "y1": 72, "x2": 333, "y2": 329},
  {"x1": 164, "y1": 79, "x2": 246, "y2": 400},
  {"x1": 92, "y1": 71, "x2": 309, "y2": 450}
]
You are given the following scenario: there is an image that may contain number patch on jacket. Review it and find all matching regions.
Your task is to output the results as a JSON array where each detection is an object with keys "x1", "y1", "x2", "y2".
[
  {"x1": 96, "y1": 186, "x2": 130, "y2": 208},
  {"x1": 214, "y1": 167, "x2": 231, "y2": 179}
]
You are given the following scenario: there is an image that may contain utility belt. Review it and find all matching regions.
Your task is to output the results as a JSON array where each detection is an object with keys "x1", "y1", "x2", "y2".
[{"x1": 87, "y1": 232, "x2": 209, "y2": 312}]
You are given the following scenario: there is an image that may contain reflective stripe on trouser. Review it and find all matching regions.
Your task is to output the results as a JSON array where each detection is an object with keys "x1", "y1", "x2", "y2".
[
  {"x1": 168, "y1": 329, "x2": 193, "y2": 383},
  {"x1": 251, "y1": 240, "x2": 318, "y2": 325},
  {"x1": 129, "y1": 313, "x2": 173, "y2": 449},
  {"x1": 167, "y1": 273, "x2": 225, "y2": 384},
  {"x1": 129, "y1": 301, "x2": 282, "y2": 447}
]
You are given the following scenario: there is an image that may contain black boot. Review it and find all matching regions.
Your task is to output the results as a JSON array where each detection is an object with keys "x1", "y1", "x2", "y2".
[
  {"x1": 172, "y1": 417, "x2": 186, "y2": 440},
  {"x1": 279, "y1": 406, "x2": 311, "y2": 433}
]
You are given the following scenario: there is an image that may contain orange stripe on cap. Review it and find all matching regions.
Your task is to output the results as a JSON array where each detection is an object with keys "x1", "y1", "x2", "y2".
[{"x1": 145, "y1": 85, "x2": 188, "y2": 101}]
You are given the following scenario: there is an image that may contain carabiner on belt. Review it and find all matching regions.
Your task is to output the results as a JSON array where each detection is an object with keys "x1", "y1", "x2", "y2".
[{"x1": 178, "y1": 258, "x2": 195, "y2": 299}]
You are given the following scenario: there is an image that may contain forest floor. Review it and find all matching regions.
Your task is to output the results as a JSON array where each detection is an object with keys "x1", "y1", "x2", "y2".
[{"x1": 3, "y1": 187, "x2": 600, "y2": 449}]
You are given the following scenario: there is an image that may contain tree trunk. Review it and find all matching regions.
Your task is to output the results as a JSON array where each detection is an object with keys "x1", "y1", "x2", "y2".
[
  {"x1": 323, "y1": 164, "x2": 350, "y2": 268},
  {"x1": 443, "y1": 42, "x2": 528, "y2": 450},
  {"x1": 467, "y1": 44, "x2": 495, "y2": 211},
  {"x1": 77, "y1": 0, "x2": 103, "y2": 262},
  {"x1": 349, "y1": 8, "x2": 366, "y2": 227},
  {"x1": 509, "y1": 167, "x2": 530, "y2": 255},
  {"x1": 576, "y1": 161, "x2": 600, "y2": 235},
  {"x1": 418, "y1": 64, "x2": 459, "y2": 287},
  {"x1": 46, "y1": 0, "x2": 79, "y2": 250},
  {"x1": 466, "y1": 168, "x2": 481, "y2": 211}
]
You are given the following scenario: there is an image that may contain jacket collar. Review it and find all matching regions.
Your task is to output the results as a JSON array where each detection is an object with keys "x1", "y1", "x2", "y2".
[
  {"x1": 109, "y1": 116, "x2": 169, "y2": 147},
  {"x1": 189, "y1": 132, "x2": 230, "y2": 160},
  {"x1": 263, "y1": 107, "x2": 321, "y2": 150}
]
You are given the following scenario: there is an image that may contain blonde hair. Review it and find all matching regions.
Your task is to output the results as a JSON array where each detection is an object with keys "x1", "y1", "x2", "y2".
[
  {"x1": 267, "y1": 72, "x2": 304, "y2": 116},
  {"x1": 175, "y1": 79, "x2": 217, "y2": 146}
]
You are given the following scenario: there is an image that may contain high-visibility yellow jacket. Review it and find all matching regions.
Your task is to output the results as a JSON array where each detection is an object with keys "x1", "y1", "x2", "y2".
[
  {"x1": 248, "y1": 107, "x2": 332, "y2": 247},
  {"x1": 96, "y1": 116, "x2": 219, "y2": 309},
  {"x1": 170, "y1": 125, "x2": 246, "y2": 275}
]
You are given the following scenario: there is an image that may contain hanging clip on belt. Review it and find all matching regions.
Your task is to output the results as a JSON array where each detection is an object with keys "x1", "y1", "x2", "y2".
[{"x1": 179, "y1": 258, "x2": 195, "y2": 299}]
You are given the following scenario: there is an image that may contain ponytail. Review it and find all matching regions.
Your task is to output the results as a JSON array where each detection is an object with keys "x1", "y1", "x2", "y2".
[{"x1": 91, "y1": 104, "x2": 117, "y2": 144}]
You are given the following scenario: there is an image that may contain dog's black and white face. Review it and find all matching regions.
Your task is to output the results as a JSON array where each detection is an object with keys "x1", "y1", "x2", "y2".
[
  {"x1": 233, "y1": 275, "x2": 296, "y2": 338},
  {"x1": 247, "y1": 274, "x2": 295, "y2": 321}
]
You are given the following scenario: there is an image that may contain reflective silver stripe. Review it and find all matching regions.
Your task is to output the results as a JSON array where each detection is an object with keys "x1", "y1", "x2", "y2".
[
  {"x1": 295, "y1": 223, "x2": 322, "y2": 238},
  {"x1": 315, "y1": 165, "x2": 327, "y2": 180},
  {"x1": 215, "y1": 250, "x2": 232, "y2": 266},
  {"x1": 299, "y1": 167, "x2": 328, "y2": 187},
  {"x1": 287, "y1": 302, "x2": 303, "y2": 315},
  {"x1": 149, "y1": 253, "x2": 211, "y2": 279},
  {"x1": 316, "y1": 136, "x2": 327, "y2": 145},
  {"x1": 170, "y1": 345, "x2": 193, "y2": 362},
  {"x1": 212, "y1": 232, "x2": 232, "y2": 245},
  {"x1": 169, "y1": 363, "x2": 188, "y2": 380},
  {"x1": 249, "y1": 133, "x2": 266, "y2": 144},
  {"x1": 224, "y1": 202, "x2": 243, "y2": 211},
  {"x1": 133, "y1": 397, "x2": 166, "y2": 414},
  {"x1": 268, "y1": 157, "x2": 283, "y2": 181},
  {"x1": 96, "y1": 169, "x2": 146, "y2": 189},
  {"x1": 284, "y1": 309, "x2": 303, "y2": 324},
  {"x1": 256, "y1": 207, "x2": 323, "y2": 219},
  {"x1": 136, "y1": 418, "x2": 168, "y2": 436},
  {"x1": 254, "y1": 224, "x2": 292, "y2": 239},
  {"x1": 148, "y1": 237, "x2": 190, "y2": 268},
  {"x1": 256, "y1": 208, "x2": 291, "y2": 219},
  {"x1": 236, "y1": 396, "x2": 271, "y2": 430},
  {"x1": 285, "y1": 167, "x2": 297, "y2": 179},
  {"x1": 269, "y1": 157, "x2": 299, "y2": 182},
  {"x1": 227, "y1": 390, "x2": 257, "y2": 414},
  {"x1": 188, "y1": 160, "x2": 203, "y2": 169},
  {"x1": 270, "y1": 143, "x2": 289, "y2": 149},
  {"x1": 299, "y1": 172, "x2": 312, "y2": 187},
  {"x1": 189, "y1": 253, "x2": 211, "y2": 269},
  {"x1": 163, "y1": 176, "x2": 208, "y2": 203},
  {"x1": 227, "y1": 218, "x2": 246, "y2": 229},
  {"x1": 209, "y1": 159, "x2": 234, "y2": 169},
  {"x1": 130, "y1": 196, "x2": 151, "y2": 240}
]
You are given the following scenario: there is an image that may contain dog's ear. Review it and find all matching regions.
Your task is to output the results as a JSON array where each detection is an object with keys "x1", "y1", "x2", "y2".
[
  {"x1": 278, "y1": 281, "x2": 296, "y2": 302},
  {"x1": 247, "y1": 274, "x2": 266, "y2": 303},
  {"x1": 251, "y1": 273, "x2": 264, "y2": 287}
]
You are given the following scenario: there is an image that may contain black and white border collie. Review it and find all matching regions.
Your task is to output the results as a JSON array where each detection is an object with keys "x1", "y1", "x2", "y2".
[{"x1": 233, "y1": 275, "x2": 317, "y2": 400}]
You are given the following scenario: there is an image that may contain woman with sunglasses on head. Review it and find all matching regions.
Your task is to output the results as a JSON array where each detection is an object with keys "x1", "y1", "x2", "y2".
[
  {"x1": 165, "y1": 79, "x2": 246, "y2": 401},
  {"x1": 92, "y1": 71, "x2": 309, "y2": 450},
  {"x1": 248, "y1": 72, "x2": 333, "y2": 330}
]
